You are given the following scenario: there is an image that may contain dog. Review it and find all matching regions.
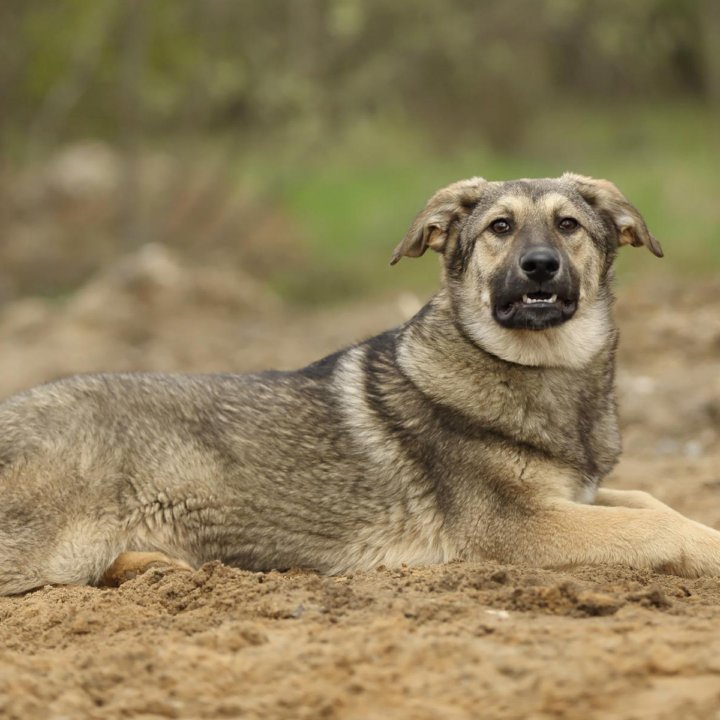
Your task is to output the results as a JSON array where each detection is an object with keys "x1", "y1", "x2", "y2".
[{"x1": 1, "y1": 173, "x2": 719, "y2": 595}]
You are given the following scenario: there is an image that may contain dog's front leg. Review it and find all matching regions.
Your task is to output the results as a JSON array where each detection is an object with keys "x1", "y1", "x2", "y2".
[{"x1": 495, "y1": 501, "x2": 720, "y2": 578}]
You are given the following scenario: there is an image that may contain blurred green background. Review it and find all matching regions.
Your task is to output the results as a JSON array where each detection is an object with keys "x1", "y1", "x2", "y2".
[{"x1": 1, "y1": 0, "x2": 718, "y2": 304}]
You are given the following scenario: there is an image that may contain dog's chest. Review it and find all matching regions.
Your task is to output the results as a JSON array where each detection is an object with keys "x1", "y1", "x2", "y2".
[
  {"x1": 438, "y1": 366, "x2": 621, "y2": 497},
  {"x1": 511, "y1": 371, "x2": 621, "y2": 483}
]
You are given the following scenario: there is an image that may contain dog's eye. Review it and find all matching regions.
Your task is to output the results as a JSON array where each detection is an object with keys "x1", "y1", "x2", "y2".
[
  {"x1": 490, "y1": 219, "x2": 512, "y2": 235},
  {"x1": 558, "y1": 217, "x2": 579, "y2": 232}
]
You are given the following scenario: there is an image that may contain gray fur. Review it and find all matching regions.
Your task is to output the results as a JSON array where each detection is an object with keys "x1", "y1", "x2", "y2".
[{"x1": 2, "y1": 174, "x2": 719, "y2": 594}]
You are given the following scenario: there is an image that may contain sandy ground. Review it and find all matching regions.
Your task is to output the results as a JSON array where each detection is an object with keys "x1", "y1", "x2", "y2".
[{"x1": 0, "y1": 248, "x2": 719, "y2": 720}]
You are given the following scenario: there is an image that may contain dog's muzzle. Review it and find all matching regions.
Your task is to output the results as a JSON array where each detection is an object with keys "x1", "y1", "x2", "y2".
[{"x1": 492, "y1": 247, "x2": 578, "y2": 331}]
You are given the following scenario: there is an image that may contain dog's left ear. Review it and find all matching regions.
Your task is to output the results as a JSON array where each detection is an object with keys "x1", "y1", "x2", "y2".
[
  {"x1": 564, "y1": 173, "x2": 663, "y2": 258},
  {"x1": 390, "y1": 177, "x2": 487, "y2": 265}
]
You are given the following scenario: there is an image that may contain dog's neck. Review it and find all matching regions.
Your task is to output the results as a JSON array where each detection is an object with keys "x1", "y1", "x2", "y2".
[
  {"x1": 409, "y1": 288, "x2": 616, "y2": 371},
  {"x1": 396, "y1": 289, "x2": 618, "y2": 407}
]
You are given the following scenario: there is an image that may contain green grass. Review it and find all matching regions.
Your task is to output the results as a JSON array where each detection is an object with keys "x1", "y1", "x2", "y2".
[{"x1": 231, "y1": 103, "x2": 720, "y2": 303}]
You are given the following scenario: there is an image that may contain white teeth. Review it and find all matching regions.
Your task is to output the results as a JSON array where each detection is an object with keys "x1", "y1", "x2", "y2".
[{"x1": 522, "y1": 294, "x2": 557, "y2": 304}]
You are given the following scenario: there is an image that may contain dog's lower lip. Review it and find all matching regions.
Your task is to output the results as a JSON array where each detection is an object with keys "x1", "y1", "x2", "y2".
[{"x1": 494, "y1": 293, "x2": 579, "y2": 330}]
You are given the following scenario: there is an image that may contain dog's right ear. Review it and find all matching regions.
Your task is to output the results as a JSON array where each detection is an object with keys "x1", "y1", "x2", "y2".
[{"x1": 390, "y1": 177, "x2": 487, "y2": 265}]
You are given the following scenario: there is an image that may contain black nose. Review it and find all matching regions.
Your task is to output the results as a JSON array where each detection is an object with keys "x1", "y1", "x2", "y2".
[{"x1": 519, "y1": 247, "x2": 561, "y2": 282}]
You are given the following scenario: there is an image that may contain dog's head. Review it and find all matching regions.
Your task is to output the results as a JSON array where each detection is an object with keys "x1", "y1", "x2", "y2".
[{"x1": 392, "y1": 174, "x2": 662, "y2": 368}]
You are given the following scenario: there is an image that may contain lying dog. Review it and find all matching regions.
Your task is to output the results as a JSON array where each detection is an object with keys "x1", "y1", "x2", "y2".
[{"x1": 1, "y1": 173, "x2": 719, "y2": 594}]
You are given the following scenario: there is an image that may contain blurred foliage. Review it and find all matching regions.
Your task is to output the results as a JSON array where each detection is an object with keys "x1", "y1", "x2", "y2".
[
  {"x1": 3, "y1": 0, "x2": 719, "y2": 150},
  {"x1": 0, "y1": 0, "x2": 718, "y2": 302}
]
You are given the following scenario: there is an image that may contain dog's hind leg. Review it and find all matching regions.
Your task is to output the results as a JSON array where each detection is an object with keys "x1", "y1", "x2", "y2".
[
  {"x1": 100, "y1": 551, "x2": 193, "y2": 587},
  {"x1": 0, "y1": 518, "x2": 126, "y2": 595},
  {"x1": 0, "y1": 534, "x2": 193, "y2": 595},
  {"x1": 0, "y1": 466, "x2": 136, "y2": 595}
]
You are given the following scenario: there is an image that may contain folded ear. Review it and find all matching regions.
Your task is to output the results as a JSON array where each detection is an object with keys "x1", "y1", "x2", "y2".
[
  {"x1": 390, "y1": 177, "x2": 487, "y2": 265},
  {"x1": 563, "y1": 173, "x2": 663, "y2": 258}
]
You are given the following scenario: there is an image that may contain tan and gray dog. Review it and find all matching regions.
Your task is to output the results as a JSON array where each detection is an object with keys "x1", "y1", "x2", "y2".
[{"x1": 1, "y1": 173, "x2": 719, "y2": 595}]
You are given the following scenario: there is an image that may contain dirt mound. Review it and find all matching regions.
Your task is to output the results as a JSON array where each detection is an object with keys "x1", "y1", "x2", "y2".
[
  {"x1": 0, "y1": 265, "x2": 719, "y2": 719},
  {"x1": 0, "y1": 143, "x2": 308, "y2": 300},
  {"x1": 0, "y1": 243, "x2": 412, "y2": 395}
]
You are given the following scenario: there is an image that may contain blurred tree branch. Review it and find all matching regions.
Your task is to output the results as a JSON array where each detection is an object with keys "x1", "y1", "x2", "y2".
[
  {"x1": 28, "y1": 1, "x2": 120, "y2": 160},
  {"x1": 1, "y1": 0, "x2": 715, "y2": 157},
  {"x1": 118, "y1": 0, "x2": 148, "y2": 249},
  {"x1": 699, "y1": 0, "x2": 720, "y2": 106}
]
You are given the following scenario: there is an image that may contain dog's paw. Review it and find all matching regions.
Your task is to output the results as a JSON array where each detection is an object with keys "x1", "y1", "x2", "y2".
[{"x1": 101, "y1": 551, "x2": 193, "y2": 587}]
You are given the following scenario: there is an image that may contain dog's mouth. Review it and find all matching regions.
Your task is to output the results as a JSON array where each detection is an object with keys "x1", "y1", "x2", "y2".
[{"x1": 494, "y1": 290, "x2": 577, "y2": 330}]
